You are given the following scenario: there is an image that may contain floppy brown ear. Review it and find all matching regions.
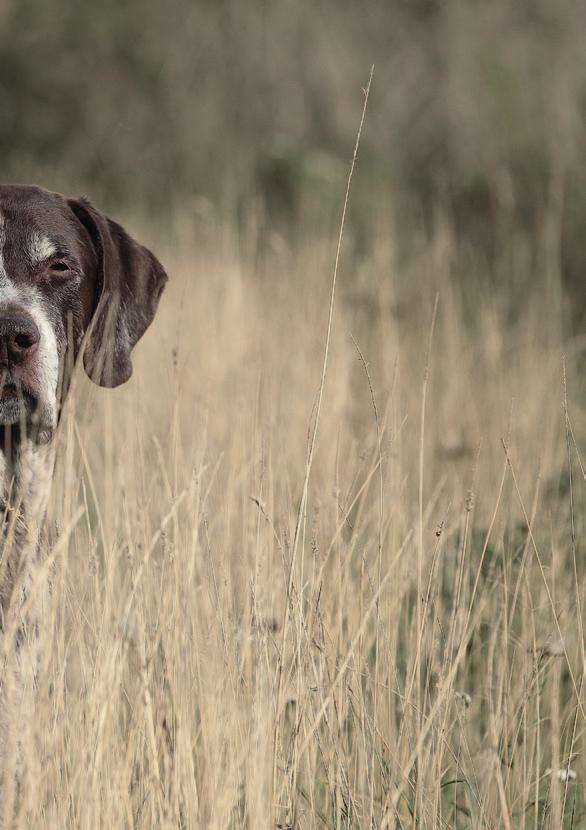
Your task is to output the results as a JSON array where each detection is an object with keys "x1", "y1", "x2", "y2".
[{"x1": 68, "y1": 197, "x2": 168, "y2": 387}]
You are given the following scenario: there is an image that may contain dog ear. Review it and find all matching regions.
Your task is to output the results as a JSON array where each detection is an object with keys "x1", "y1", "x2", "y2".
[{"x1": 68, "y1": 196, "x2": 168, "y2": 388}]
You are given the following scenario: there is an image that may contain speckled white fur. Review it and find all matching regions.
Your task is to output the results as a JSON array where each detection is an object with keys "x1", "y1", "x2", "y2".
[
  {"x1": 27, "y1": 297, "x2": 59, "y2": 430},
  {"x1": 28, "y1": 233, "x2": 56, "y2": 265}
]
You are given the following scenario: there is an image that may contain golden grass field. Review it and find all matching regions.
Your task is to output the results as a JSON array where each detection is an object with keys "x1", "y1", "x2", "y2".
[{"x1": 4, "y1": 178, "x2": 584, "y2": 827}]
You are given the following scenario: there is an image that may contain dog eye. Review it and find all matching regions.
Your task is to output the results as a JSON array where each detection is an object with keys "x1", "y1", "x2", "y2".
[{"x1": 49, "y1": 262, "x2": 70, "y2": 272}]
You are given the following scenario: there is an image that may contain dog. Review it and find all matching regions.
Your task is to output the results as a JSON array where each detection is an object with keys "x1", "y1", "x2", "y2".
[{"x1": 0, "y1": 184, "x2": 167, "y2": 811}]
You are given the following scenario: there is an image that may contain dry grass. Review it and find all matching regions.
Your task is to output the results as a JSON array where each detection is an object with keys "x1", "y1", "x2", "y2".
[{"x1": 3, "y1": 182, "x2": 584, "y2": 826}]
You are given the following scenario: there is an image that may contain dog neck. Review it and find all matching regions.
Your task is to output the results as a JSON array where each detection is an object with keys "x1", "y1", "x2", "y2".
[
  {"x1": 0, "y1": 426, "x2": 55, "y2": 514},
  {"x1": 0, "y1": 429, "x2": 56, "y2": 615}
]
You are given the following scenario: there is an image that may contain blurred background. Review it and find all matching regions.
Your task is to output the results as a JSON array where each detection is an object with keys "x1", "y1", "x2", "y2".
[{"x1": 1, "y1": 0, "x2": 586, "y2": 324}]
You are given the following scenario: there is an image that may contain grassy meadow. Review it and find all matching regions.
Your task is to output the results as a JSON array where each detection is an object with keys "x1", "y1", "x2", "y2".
[
  {"x1": 0, "y1": 1, "x2": 585, "y2": 826},
  {"x1": 0, "y1": 177, "x2": 581, "y2": 829}
]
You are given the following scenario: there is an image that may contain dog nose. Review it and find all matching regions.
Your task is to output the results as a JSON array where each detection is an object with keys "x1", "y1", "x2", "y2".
[{"x1": 0, "y1": 311, "x2": 40, "y2": 365}]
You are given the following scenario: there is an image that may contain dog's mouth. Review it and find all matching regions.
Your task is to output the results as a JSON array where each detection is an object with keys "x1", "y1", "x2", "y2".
[
  {"x1": 0, "y1": 377, "x2": 38, "y2": 426},
  {"x1": 0, "y1": 382, "x2": 22, "y2": 401}
]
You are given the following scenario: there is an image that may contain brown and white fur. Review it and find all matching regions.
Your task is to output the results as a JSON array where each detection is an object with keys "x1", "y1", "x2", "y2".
[{"x1": 0, "y1": 184, "x2": 167, "y2": 815}]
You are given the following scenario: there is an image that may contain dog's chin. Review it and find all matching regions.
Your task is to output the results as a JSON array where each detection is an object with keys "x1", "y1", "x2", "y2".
[
  {"x1": 0, "y1": 390, "x2": 52, "y2": 442},
  {"x1": 0, "y1": 396, "x2": 33, "y2": 426}
]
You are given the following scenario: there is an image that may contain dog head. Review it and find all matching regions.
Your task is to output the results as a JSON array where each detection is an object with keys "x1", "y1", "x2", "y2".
[{"x1": 0, "y1": 184, "x2": 167, "y2": 439}]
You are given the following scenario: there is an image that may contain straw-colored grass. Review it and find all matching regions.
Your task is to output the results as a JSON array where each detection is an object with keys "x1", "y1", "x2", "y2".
[{"x1": 3, "y1": 184, "x2": 584, "y2": 828}]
